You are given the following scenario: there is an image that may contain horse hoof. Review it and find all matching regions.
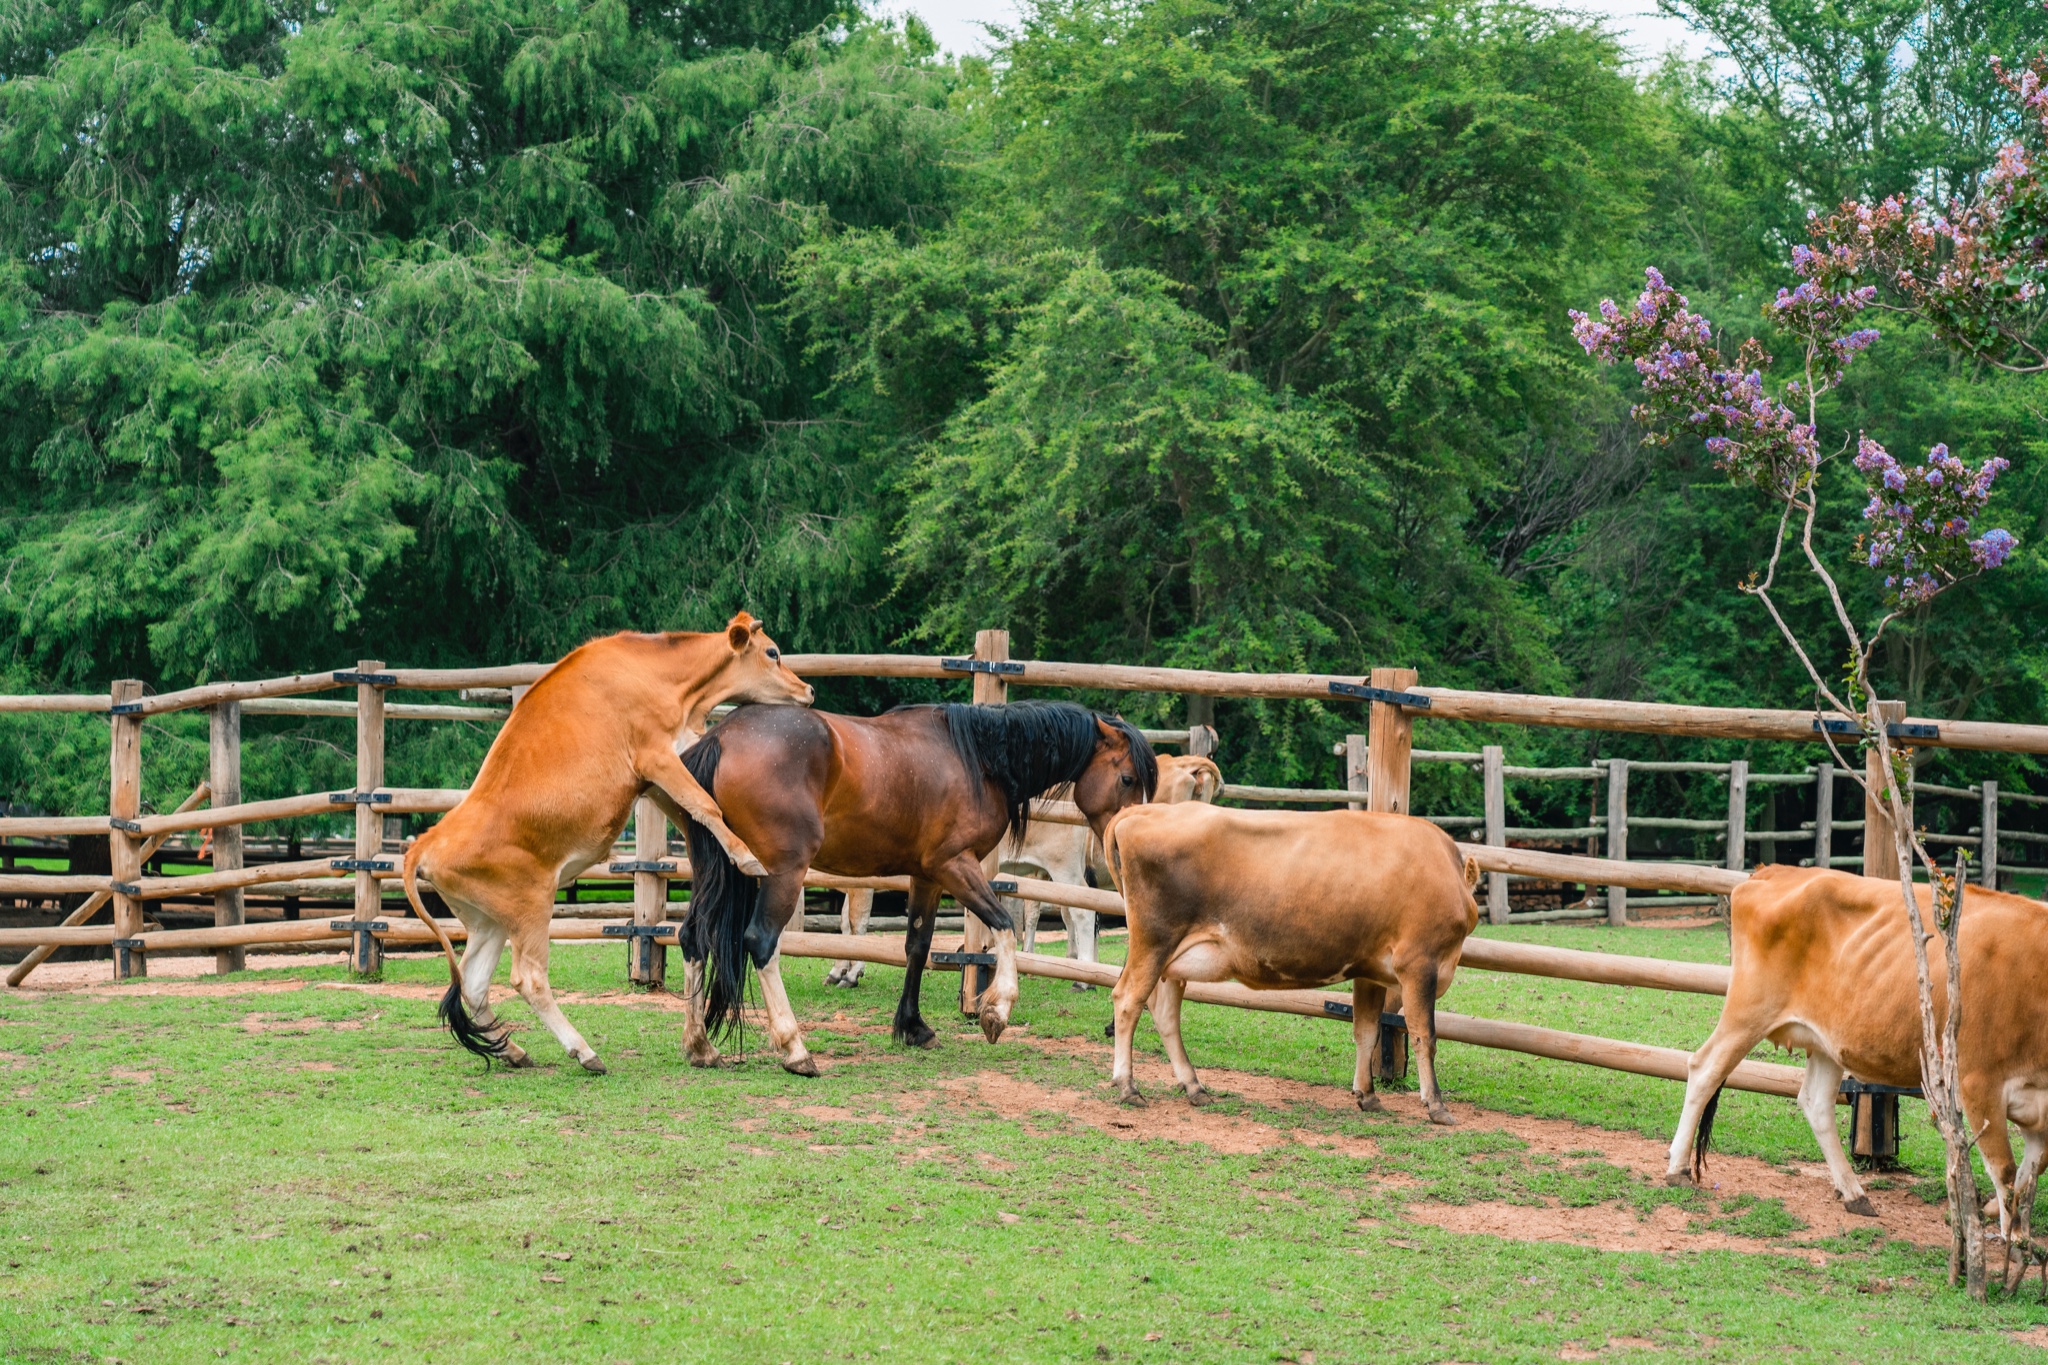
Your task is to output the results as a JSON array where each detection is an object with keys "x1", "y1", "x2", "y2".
[
  {"x1": 1426, "y1": 1104, "x2": 1457, "y2": 1127},
  {"x1": 978, "y1": 1009, "x2": 1008, "y2": 1044},
  {"x1": 578, "y1": 1055, "x2": 608, "y2": 1075},
  {"x1": 1843, "y1": 1195, "x2": 1878, "y2": 1218},
  {"x1": 1353, "y1": 1091, "x2": 1384, "y2": 1114},
  {"x1": 686, "y1": 1047, "x2": 722, "y2": 1069},
  {"x1": 1185, "y1": 1088, "x2": 1214, "y2": 1108},
  {"x1": 783, "y1": 1055, "x2": 820, "y2": 1078},
  {"x1": 896, "y1": 1022, "x2": 937, "y2": 1050},
  {"x1": 1663, "y1": 1172, "x2": 1695, "y2": 1189}
]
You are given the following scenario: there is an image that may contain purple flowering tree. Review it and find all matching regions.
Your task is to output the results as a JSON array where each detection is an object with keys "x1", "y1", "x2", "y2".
[{"x1": 1572, "y1": 255, "x2": 2020, "y2": 1296}]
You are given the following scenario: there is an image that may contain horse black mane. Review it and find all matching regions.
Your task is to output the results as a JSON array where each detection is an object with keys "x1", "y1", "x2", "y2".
[{"x1": 929, "y1": 700, "x2": 1158, "y2": 840}]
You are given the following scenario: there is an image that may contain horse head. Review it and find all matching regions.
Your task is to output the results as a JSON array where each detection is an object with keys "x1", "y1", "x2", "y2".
[{"x1": 1072, "y1": 714, "x2": 1159, "y2": 834}]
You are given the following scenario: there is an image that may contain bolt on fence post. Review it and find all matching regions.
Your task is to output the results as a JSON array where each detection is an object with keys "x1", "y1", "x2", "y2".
[
  {"x1": 1979, "y1": 781, "x2": 1998, "y2": 888},
  {"x1": 1483, "y1": 746, "x2": 1508, "y2": 924},
  {"x1": 353, "y1": 660, "x2": 386, "y2": 978},
  {"x1": 210, "y1": 701, "x2": 245, "y2": 974},
  {"x1": 109, "y1": 679, "x2": 145, "y2": 980},
  {"x1": 1863, "y1": 702, "x2": 1907, "y2": 882},
  {"x1": 963, "y1": 628, "x2": 1009, "y2": 1016},
  {"x1": 1725, "y1": 760, "x2": 1748, "y2": 875},
  {"x1": 1606, "y1": 758, "x2": 1629, "y2": 926}
]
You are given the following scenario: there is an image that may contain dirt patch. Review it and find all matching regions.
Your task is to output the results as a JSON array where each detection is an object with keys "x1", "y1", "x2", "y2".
[
  {"x1": 15, "y1": 955, "x2": 352, "y2": 990},
  {"x1": 1004, "y1": 1036, "x2": 1950, "y2": 1251},
  {"x1": 1408, "y1": 1200, "x2": 1832, "y2": 1261},
  {"x1": 2013, "y1": 1327, "x2": 2048, "y2": 1352}
]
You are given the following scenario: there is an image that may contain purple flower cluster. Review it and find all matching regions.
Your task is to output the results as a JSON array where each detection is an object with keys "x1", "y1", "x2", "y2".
[
  {"x1": 1852, "y1": 438, "x2": 2014, "y2": 605},
  {"x1": 1571, "y1": 270, "x2": 1818, "y2": 494}
]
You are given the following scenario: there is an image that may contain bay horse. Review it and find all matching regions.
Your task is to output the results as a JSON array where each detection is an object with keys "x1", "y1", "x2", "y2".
[
  {"x1": 400, "y1": 614, "x2": 814, "y2": 1073},
  {"x1": 677, "y1": 700, "x2": 1157, "y2": 1073}
]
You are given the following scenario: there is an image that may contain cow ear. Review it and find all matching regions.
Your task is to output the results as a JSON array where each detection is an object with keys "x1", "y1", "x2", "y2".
[
  {"x1": 1198, "y1": 765, "x2": 1222, "y2": 802},
  {"x1": 727, "y1": 616, "x2": 752, "y2": 652}
]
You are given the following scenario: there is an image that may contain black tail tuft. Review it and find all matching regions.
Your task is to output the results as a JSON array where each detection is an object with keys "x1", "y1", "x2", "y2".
[
  {"x1": 439, "y1": 980, "x2": 509, "y2": 1067},
  {"x1": 679, "y1": 732, "x2": 767, "y2": 1042},
  {"x1": 1692, "y1": 1086, "x2": 1724, "y2": 1182}
]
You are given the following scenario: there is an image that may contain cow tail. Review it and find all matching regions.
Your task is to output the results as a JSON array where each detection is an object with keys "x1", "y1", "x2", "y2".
[{"x1": 404, "y1": 829, "x2": 505, "y2": 1065}]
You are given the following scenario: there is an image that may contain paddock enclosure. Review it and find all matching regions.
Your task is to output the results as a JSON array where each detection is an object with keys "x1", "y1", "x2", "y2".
[{"x1": 5, "y1": 632, "x2": 2048, "y2": 1152}]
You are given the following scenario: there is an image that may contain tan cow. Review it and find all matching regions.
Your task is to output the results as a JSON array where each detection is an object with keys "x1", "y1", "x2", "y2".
[
  {"x1": 1102, "y1": 803, "x2": 1481, "y2": 1123},
  {"x1": 825, "y1": 754, "x2": 1224, "y2": 987},
  {"x1": 400, "y1": 615, "x2": 813, "y2": 1073},
  {"x1": 1668, "y1": 865, "x2": 2048, "y2": 1238}
]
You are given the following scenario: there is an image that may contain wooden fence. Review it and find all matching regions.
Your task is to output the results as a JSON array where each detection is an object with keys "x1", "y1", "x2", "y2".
[{"x1": 3, "y1": 638, "x2": 2044, "y2": 1128}]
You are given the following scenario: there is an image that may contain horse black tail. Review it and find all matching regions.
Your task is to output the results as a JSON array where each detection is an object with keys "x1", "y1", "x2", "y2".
[
  {"x1": 1692, "y1": 1086, "x2": 1724, "y2": 1182},
  {"x1": 678, "y1": 732, "x2": 765, "y2": 1041}
]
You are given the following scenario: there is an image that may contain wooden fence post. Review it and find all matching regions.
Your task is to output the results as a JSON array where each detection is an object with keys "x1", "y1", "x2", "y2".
[
  {"x1": 630, "y1": 794, "x2": 668, "y2": 988},
  {"x1": 1605, "y1": 758, "x2": 1629, "y2": 927},
  {"x1": 1813, "y1": 762, "x2": 1834, "y2": 869},
  {"x1": 1725, "y1": 760, "x2": 1748, "y2": 874},
  {"x1": 1482, "y1": 745, "x2": 1508, "y2": 925},
  {"x1": 1864, "y1": 701, "x2": 1907, "y2": 882},
  {"x1": 1365, "y1": 668, "x2": 1416, "y2": 816},
  {"x1": 353, "y1": 660, "x2": 387, "y2": 978},
  {"x1": 1188, "y1": 724, "x2": 1217, "y2": 758},
  {"x1": 109, "y1": 679, "x2": 145, "y2": 980},
  {"x1": 962, "y1": 629, "x2": 1009, "y2": 1015},
  {"x1": 210, "y1": 702, "x2": 245, "y2": 975},
  {"x1": 1344, "y1": 735, "x2": 1368, "y2": 811},
  {"x1": 1980, "y1": 781, "x2": 1999, "y2": 887}
]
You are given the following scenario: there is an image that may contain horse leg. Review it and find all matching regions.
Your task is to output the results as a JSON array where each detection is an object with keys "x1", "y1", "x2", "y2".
[
  {"x1": 931, "y1": 853, "x2": 1018, "y2": 1044},
  {"x1": 1395, "y1": 958, "x2": 1454, "y2": 1125},
  {"x1": 504, "y1": 902, "x2": 605, "y2": 1073},
  {"x1": 753, "y1": 870, "x2": 818, "y2": 1076},
  {"x1": 679, "y1": 954, "x2": 720, "y2": 1067},
  {"x1": 893, "y1": 880, "x2": 944, "y2": 1049},
  {"x1": 827, "y1": 888, "x2": 873, "y2": 988},
  {"x1": 1150, "y1": 977, "x2": 1208, "y2": 1105},
  {"x1": 1017, "y1": 890, "x2": 1040, "y2": 955},
  {"x1": 1350, "y1": 979, "x2": 1389, "y2": 1113}
]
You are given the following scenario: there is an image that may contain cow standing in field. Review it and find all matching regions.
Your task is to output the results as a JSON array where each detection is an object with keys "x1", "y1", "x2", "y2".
[
  {"x1": 1102, "y1": 804, "x2": 1481, "y2": 1124},
  {"x1": 400, "y1": 615, "x2": 814, "y2": 1073},
  {"x1": 824, "y1": 754, "x2": 1223, "y2": 987},
  {"x1": 1669, "y1": 865, "x2": 2048, "y2": 1245}
]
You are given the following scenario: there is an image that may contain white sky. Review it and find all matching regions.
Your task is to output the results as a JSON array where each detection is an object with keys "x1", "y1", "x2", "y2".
[{"x1": 883, "y1": 0, "x2": 1716, "y2": 67}]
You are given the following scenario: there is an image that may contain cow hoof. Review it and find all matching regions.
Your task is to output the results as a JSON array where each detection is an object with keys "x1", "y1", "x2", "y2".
[
  {"x1": 1662, "y1": 1172, "x2": 1695, "y2": 1189},
  {"x1": 499, "y1": 1043, "x2": 535, "y2": 1069},
  {"x1": 979, "y1": 1009, "x2": 1008, "y2": 1044},
  {"x1": 1843, "y1": 1195, "x2": 1878, "y2": 1218},
  {"x1": 1184, "y1": 1087, "x2": 1214, "y2": 1108},
  {"x1": 578, "y1": 1055, "x2": 608, "y2": 1075},
  {"x1": 685, "y1": 1044, "x2": 722, "y2": 1068},
  {"x1": 735, "y1": 855, "x2": 769, "y2": 879},
  {"x1": 783, "y1": 1055, "x2": 820, "y2": 1078},
  {"x1": 1118, "y1": 1089, "x2": 1146, "y2": 1108},
  {"x1": 1070, "y1": 982, "x2": 1095, "y2": 992},
  {"x1": 1353, "y1": 1091, "x2": 1384, "y2": 1114},
  {"x1": 1425, "y1": 1104, "x2": 1457, "y2": 1127}
]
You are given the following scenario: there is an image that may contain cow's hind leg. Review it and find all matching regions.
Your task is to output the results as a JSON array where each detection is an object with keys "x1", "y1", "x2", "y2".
[
  {"x1": 505, "y1": 908, "x2": 605, "y2": 1073},
  {"x1": 679, "y1": 955, "x2": 720, "y2": 1067},
  {"x1": 1395, "y1": 959, "x2": 1454, "y2": 1125},
  {"x1": 1664, "y1": 1010, "x2": 1771, "y2": 1187},
  {"x1": 1794, "y1": 1054, "x2": 1873, "y2": 1215},
  {"x1": 826, "y1": 888, "x2": 872, "y2": 988},
  {"x1": 1111, "y1": 940, "x2": 1174, "y2": 1106},
  {"x1": 458, "y1": 917, "x2": 531, "y2": 1067},
  {"x1": 1350, "y1": 979, "x2": 1389, "y2": 1114},
  {"x1": 1150, "y1": 977, "x2": 1208, "y2": 1105}
]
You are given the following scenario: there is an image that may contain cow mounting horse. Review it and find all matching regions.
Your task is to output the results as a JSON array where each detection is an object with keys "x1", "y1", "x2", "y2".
[
  {"x1": 677, "y1": 700, "x2": 1158, "y2": 1073},
  {"x1": 400, "y1": 615, "x2": 814, "y2": 1073}
]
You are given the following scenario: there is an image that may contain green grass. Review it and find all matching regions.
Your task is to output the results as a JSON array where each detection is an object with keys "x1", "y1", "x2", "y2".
[{"x1": 2, "y1": 926, "x2": 2044, "y2": 1363}]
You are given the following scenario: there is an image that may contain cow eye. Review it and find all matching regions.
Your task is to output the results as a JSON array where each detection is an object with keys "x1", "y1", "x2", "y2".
[{"x1": 766, "y1": 648, "x2": 780, "y2": 662}]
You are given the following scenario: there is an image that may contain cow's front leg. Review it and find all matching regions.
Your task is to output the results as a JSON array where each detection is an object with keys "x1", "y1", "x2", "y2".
[
  {"x1": 1350, "y1": 978, "x2": 1389, "y2": 1113},
  {"x1": 1797, "y1": 1054, "x2": 1874, "y2": 1215}
]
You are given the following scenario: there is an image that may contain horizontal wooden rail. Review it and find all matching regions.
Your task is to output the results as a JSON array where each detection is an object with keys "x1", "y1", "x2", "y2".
[
  {"x1": 0, "y1": 873, "x2": 113, "y2": 896},
  {"x1": 774, "y1": 933, "x2": 1801, "y2": 1098},
  {"x1": 1457, "y1": 938, "x2": 1730, "y2": 995},
  {"x1": 133, "y1": 788, "x2": 468, "y2": 838},
  {"x1": 0, "y1": 693, "x2": 115, "y2": 714},
  {"x1": 1455, "y1": 844, "x2": 1746, "y2": 895},
  {"x1": 243, "y1": 699, "x2": 510, "y2": 722},
  {"x1": 0, "y1": 815, "x2": 119, "y2": 837}
]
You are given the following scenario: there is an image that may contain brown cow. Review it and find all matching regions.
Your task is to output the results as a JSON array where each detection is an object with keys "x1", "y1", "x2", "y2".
[
  {"x1": 1668, "y1": 865, "x2": 2048, "y2": 1239},
  {"x1": 400, "y1": 615, "x2": 813, "y2": 1073},
  {"x1": 1102, "y1": 803, "x2": 1481, "y2": 1123}
]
